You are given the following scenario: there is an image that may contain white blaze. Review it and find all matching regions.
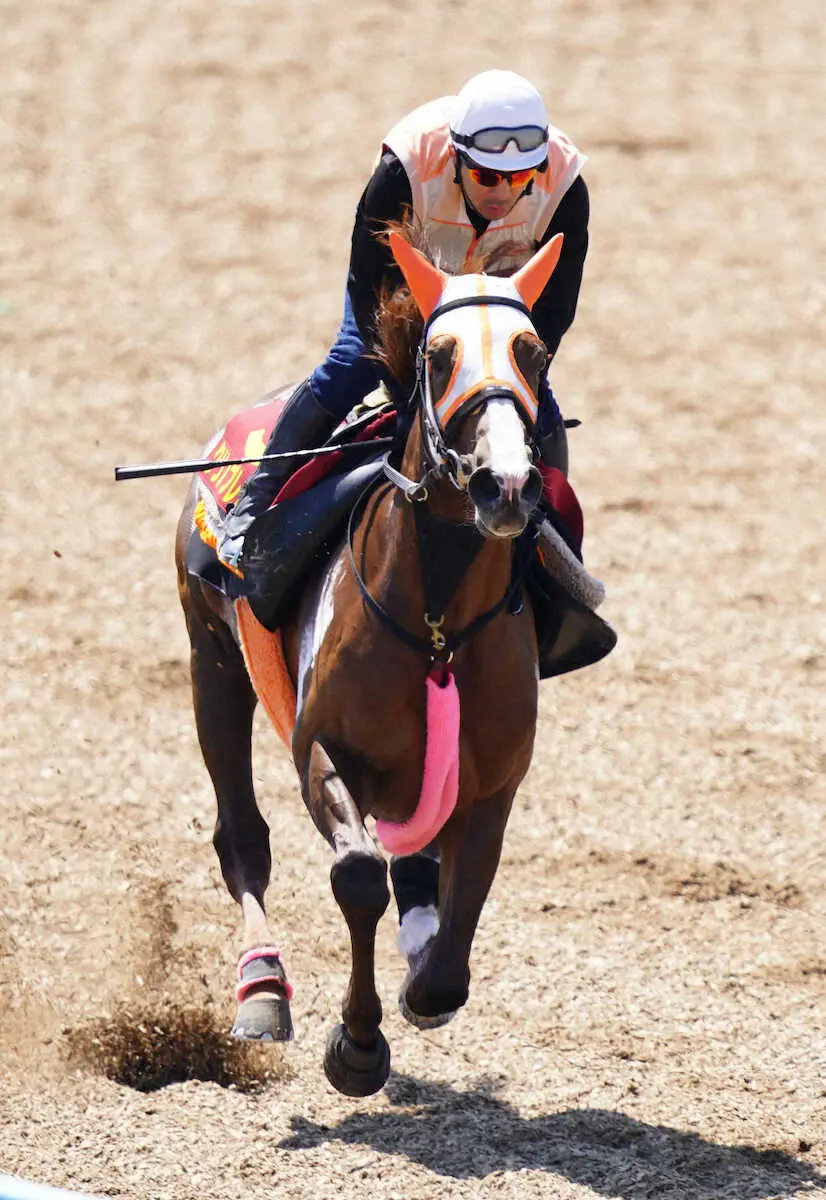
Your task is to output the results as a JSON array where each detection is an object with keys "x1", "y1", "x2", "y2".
[{"x1": 482, "y1": 396, "x2": 533, "y2": 494}]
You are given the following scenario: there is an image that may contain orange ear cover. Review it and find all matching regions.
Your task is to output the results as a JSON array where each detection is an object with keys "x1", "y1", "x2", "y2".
[
  {"x1": 512, "y1": 233, "x2": 565, "y2": 309},
  {"x1": 388, "y1": 231, "x2": 447, "y2": 319}
]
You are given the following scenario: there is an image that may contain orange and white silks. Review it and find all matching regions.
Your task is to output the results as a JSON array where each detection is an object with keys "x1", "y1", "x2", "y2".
[
  {"x1": 389, "y1": 231, "x2": 564, "y2": 430},
  {"x1": 381, "y1": 97, "x2": 586, "y2": 271}
]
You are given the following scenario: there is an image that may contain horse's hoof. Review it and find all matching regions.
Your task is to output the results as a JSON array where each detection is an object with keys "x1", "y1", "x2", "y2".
[
  {"x1": 398, "y1": 986, "x2": 456, "y2": 1031},
  {"x1": 232, "y1": 993, "x2": 294, "y2": 1041},
  {"x1": 398, "y1": 948, "x2": 457, "y2": 1030},
  {"x1": 323, "y1": 1023, "x2": 390, "y2": 1097}
]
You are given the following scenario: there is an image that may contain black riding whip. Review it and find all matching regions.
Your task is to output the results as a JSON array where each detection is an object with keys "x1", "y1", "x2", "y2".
[{"x1": 113, "y1": 439, "x2": 394, "y2": 482}]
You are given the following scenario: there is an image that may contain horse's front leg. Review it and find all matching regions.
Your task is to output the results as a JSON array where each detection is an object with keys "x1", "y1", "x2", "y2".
[
  {"x1": 181, "y1": 585, "x2": 293, "y2": 1041},
  {"x1": 400, "y1": 787, "x2": 514, "y2": 1027},
  {"x1": 303, "y1": 741, "x2": 391, "y2": 1097},
  {"x1": 391, "y1": 848, "x2": 441, "y2": 1003}
]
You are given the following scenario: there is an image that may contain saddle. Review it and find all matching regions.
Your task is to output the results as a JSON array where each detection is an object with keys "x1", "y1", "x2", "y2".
[{"x1": 186, "y1": 399, "x2": 615, "y2": 678}]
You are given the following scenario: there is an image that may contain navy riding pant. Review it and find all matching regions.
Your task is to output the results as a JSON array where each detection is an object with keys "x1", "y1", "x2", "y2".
[{"x1": 309, "y1": 289, "x2": 381, "y2": 418}]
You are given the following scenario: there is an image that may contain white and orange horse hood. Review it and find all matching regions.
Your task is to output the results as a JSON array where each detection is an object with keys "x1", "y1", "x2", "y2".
[{"x1": 388, "y1": 230, "x2": 564, "y2": 429}]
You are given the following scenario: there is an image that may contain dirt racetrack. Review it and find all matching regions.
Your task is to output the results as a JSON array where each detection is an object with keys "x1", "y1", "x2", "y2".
[{"x1": 1, "y1": 1, "x2": 824, "y2": 1197}]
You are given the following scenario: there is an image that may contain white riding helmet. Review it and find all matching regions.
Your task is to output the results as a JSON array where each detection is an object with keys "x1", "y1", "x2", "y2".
[{"x1": 450, "y1": 70, "x2": 550, "y2": 172}]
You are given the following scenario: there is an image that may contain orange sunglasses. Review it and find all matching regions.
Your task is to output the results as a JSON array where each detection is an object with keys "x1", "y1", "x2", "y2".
[{"x1": 464, "y1": 164, "x2": 538, "y2": 190}]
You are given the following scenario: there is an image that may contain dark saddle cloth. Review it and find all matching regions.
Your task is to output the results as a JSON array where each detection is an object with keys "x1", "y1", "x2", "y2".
[
  {"x1": 186, "y1": 396, "x2": 392, "y2": 603},
  {"x1": 186, "y1": 400, "x2": 616, "y2": 678}
]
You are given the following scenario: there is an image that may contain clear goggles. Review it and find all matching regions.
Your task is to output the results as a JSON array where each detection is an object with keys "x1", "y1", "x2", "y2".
[{"x1": 451, "y1": 124, "x2": 549, "y2": 154}]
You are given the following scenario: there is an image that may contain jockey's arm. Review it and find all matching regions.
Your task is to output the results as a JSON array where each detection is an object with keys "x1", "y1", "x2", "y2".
[
  {"x1": 530, "y1": 174, "x2": 590, "y2": 360},
  {"x1": 347, "y1": 151, "x2": 413, "y2": 345}
]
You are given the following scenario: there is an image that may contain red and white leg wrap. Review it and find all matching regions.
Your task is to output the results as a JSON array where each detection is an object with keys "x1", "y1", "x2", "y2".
[{"x1": 236, "y1": 945, "x2": 294, "y2": 1003}]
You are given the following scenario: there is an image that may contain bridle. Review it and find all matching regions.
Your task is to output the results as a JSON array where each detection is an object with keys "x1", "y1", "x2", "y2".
[
  {"x1": 346, "y1": 479, "x2": 533, "y2": 664},
  {"x1": 348, "y1": 290, "x2": 542, "y2": 663},
  {"x1": 382, "y1": 291, "x2": 540, "y2": 501}
]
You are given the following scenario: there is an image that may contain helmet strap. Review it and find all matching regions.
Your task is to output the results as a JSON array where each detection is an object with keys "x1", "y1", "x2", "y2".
[
  {"x1": 454, "y1": 158, "x2": 487, "y2": 231},
  {"x1": 451, "y1": 145, "x2": 464, "y2": 186}
]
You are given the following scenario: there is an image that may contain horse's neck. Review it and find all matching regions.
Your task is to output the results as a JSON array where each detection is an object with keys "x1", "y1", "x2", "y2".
[{"x1": 373, "y1": 418, "x2": 514, "y2": 625}]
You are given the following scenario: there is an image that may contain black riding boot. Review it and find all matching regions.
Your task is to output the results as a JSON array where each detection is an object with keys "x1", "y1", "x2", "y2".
[{"x1": 217, "y1": 378, "x2": 336, "y2": 568}]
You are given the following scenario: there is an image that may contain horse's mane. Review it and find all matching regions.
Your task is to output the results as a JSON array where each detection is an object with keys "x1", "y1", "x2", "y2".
[{"x1": 370, "y1": 213, "x2": 529, "y2": 394}]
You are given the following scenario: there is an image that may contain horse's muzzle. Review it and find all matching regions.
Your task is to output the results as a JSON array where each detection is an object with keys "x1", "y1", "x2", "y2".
[{"x1": 467, "y1": 464, "x2": 543, "y2": 537}]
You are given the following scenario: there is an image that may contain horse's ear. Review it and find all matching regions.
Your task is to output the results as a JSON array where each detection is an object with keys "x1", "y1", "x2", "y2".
[
  {"x1": 389, "y1": 231, "x2": 447, "y2": 319},
  {"x1": 512, "y1": 233, "x2": 565, "y2": 309}
]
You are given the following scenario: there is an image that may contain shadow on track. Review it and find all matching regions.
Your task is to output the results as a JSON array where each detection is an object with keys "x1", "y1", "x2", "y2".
[{"x1": 279, "y1": 1073, "x2": 823, "y2": 1198}]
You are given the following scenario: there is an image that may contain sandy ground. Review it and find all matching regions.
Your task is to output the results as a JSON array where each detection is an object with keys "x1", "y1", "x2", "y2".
[{"x1": 1, "y1": 1, "x2": 824, "y2": 1197}]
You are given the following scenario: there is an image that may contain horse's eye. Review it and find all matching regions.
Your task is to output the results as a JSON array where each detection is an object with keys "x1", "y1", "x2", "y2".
[
  {"x1": 513, "y1": 333, "x2": 547, "y2": 380},
  {"x1": 427, "y1": 345, "x2": 453, "y2": 371},
  {"x1": 427, "y1": 339, "x2": 458, "y2": 395}
]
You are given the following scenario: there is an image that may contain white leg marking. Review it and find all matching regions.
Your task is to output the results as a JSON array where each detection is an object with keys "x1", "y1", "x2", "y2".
[{"x1": 397, "y1": 904, "x2": 440, "y2": 960}]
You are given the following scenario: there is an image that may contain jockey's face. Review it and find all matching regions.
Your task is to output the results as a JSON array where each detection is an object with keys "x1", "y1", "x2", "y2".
[{"x1": 459, "y1": 162, "x2": 526, "y2": 223}]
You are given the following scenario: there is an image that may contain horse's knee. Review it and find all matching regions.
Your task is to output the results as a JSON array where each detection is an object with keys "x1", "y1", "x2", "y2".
[
  {"x1": 330, "y1": 851, "x2": 389, "y2": 925},
  {"x1": 213, "y1": 808, "x2": 270, "y2": 859},
  {"x1": 213, "y1": 810, "x2": 271, "y2": 899}
]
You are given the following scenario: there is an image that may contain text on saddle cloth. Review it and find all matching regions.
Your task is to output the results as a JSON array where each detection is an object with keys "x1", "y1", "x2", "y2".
[{"x1": 198, "y1": 394, "x2": 287, "y2": 513}]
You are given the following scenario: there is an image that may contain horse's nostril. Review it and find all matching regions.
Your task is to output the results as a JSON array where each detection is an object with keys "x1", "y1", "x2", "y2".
[
  {"x1": 468, "y1": 468, "x2": 502, "y2": 509},
  {"x1": 522, "y1": 466, "x2": 544, "y2": 510}
]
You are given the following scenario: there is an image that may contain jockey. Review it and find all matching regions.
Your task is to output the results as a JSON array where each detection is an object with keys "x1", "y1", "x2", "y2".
[{"x1": 218, "y1": 69, "x2": 589, "y2": 570}]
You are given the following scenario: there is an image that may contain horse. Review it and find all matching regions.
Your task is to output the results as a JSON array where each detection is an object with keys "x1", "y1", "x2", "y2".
[{"x1": 174, "y1": 229, "x2": 610, "y2": 1097}]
